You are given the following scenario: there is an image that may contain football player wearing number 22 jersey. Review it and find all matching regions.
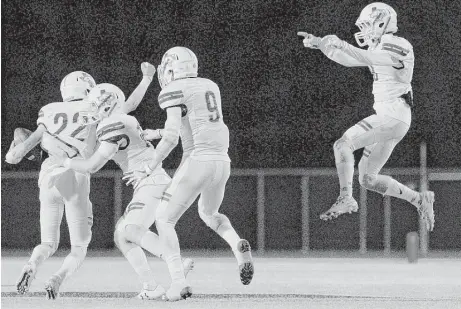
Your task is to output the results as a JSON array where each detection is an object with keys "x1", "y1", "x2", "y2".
[
  {"x1": 123, "y1": 47, "x2": 255, "y2": 301},
  {"x1": 298, "y1": 2, "x2": 434, "y2": 230},
  {"x1": 6, "y1": 64, "x2": 155, "y2": 299}
]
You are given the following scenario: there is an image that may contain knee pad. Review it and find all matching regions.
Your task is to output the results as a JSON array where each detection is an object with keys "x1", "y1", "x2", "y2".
[
  {"x1": 333, "y1": 137, "x2": 355, "y2": 164},
  {"x1": 114, "y1": 230, "x2": 136, "y2": 255},
  {"x1": 199, "y1": 211, "x2": 229, "y2": 231},
  {"x1": 123, "y1": 224, "x2": 148, "y2": 244},
  {"x1": 360, "y1": 173, "x2": 377, "y2": 190}
]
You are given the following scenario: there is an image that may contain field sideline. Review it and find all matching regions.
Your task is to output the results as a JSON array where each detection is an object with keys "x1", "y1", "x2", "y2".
[{"x1": 2, "y1": 251, "x2": 460, "y2": 309}]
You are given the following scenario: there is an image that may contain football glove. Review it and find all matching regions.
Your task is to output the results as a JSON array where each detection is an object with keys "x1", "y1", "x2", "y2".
[
  {"x1": 297, "y1": 32, "x2": 322, "y2": 49},
  {"x1": 141, "y1": 62, "x2": 156, "y2": 81}
]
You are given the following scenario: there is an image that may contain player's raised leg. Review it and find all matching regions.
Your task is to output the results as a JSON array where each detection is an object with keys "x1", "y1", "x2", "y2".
[
  {"x1": 198, "y1": 160, "x2": 253, "y2": 285},
  {"x1": 358, "y1": 140, "x2": 435, "y2": 231},
  {"x1": 17, "y1": 180, "x2": 63, "y2": 294},
  {"x1": 321, "y1": 114, "x2": 408, "y2": 220},
  {"x1": 45, "y1": 172, "x2": 92, "y2": 300}
]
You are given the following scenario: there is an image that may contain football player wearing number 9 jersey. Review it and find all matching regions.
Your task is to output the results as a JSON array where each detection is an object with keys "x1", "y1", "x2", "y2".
[
  {"x1": 6, "y1": 64, "x2": 156, "y2": 299},
  {"x1": 298, "y1": 2, "x2": 434, "y2": 230},
  {"x1": 123, "y1": 47, "x2": 254, "y2": 301}
]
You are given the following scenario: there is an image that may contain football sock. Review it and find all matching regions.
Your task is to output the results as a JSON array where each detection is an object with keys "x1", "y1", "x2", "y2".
[
  {"x1": 156, "y1": 221, "x2": 185, "y2": 283},
  {"x1": 54, "y1": 246, "x2": 87, "y2": 281},
  {"x1": 29, "y1": 243, "x2": 56, "y2": 268},
  {"x1": 383, "y1": 176, "x2": 421, "y2": 206},
  {"x1": 125, "y1": 246, "x2": 157, "y2": 287}
]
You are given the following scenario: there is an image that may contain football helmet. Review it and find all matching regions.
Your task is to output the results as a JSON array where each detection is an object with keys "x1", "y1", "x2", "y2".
[
  {"x1": 354, "y1": 2, "x2": 398, "y2": 47},
  {"x1": 60, "y1": 71, "x2": 96, "y2": 102},
  {"x1": 80, "y1": 83, "x2": 125, "y2": 125},
  {"x1": 157, "y1": 47, "x2": 198, "y2": 89}
]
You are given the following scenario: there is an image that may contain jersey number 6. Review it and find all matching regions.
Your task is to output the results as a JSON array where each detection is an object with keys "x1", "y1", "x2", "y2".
[{"x1": 205, "y1": 91, "x2": 221, "y2": 122}]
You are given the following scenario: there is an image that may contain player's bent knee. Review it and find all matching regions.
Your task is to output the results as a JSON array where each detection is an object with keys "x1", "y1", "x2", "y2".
[
  {"x1": 199, "y1": 211, "x2": 229, "y2": 231},
  {"x1": 114, "y1": 230, "x2": 135, "y2": 254},
  {"x1": 334, "y1": 137, "x2": 353, "y2": 153},
  {"x1": 123, "y1": 224, "x2": 148, "y2": 244},
  {"x1": 361, "y1": 174, "x2": 377, "y2": 190}
]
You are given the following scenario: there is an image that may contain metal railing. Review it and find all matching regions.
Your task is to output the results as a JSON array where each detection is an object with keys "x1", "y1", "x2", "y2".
[{"x1": 2, "y1": 144, "x2": 461, "y2": 254}]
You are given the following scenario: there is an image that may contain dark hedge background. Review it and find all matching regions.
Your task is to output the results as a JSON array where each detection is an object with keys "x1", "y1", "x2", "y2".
[{"x1": 2, "y1": 0, "x2": 460, "y2": 170}]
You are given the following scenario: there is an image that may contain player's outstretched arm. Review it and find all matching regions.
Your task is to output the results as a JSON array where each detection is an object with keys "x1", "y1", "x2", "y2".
[
  {"x1": 145, "y1": 107, "x2": 182, "y2": 172},
  {"x1": 63, "y1": 141, "x2": 117, "y2": 174},
  {"x1": 5, "y1": 125, "x2": 46, "y2": 164},
  {"x1": 121, "y1": 62, "x2": 156, "y2": 114},
  {"x1": 325, "y1": 35, "x2": 401, "y2": 66}
]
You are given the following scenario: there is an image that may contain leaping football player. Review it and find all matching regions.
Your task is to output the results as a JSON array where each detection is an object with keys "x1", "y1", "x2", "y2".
[
  {"x1": 57, "y1": 82, "x2": 194, "y2": 300},
  {"x1": 5, "y1": 63, "x2": 156, "y2": 299},
  {"x1": 298, "y1": 2, "x2": 434, "y2": 231},
  {"x1": 123, "y1": 47, "x2": 254, "y2": 301}
]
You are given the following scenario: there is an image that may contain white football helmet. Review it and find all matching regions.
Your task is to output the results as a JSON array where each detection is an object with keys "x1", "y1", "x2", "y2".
[
  {"x1": 354, "y1": 2, "x2": 398, "y2": 47},
  {"x1": 79, "y1": 83, "x2": 125, "y2": 125},
  {"x1": 60, "y1": 71, "x2": 96, "y2": 102},
  {"x1": 157, "y1": 46, "x2": 198, "y2": 89}
]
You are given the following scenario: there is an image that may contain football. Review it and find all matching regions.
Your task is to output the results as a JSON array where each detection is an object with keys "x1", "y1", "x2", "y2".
[{"x1": 11, "y1": 127, "x2": 42, "y2": 162}]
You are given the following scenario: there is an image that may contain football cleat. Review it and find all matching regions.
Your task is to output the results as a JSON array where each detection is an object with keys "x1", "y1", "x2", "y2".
[
  {"x1": 163, "y1": 281, "x2": 192, "y2": 302},
  {"x1": 16, "y1": 262, "x2": 37, "y2": 294},
  {"x1": 417, "y1": 191, "x2": 435, "y2": 231},
  {"x1": 136, "y1": 285, "x2": 166, "y2": 300},
  {"x1": 236, "y1": 239, "x2": 254, "y2": 285},
  {"x1": 44, "y1": 275, "x2": 62, "y2": 300},
  {"x1": 320, "y1": 196, "x2": 359, "y2": 221}
]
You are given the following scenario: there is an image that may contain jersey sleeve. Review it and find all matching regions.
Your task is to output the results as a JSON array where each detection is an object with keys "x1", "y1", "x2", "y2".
[
  {"x1": 380, "y1": 36, "x2": 413, "y2": 61},
  {"x1": 36, "y1": 104, "x2": 53, "y2": 128},
  {"x1": 157, "y1": 83, "x2": 185, "y2": 110},
  {"x1": 96, "y1": 117, "x2": 130, "y2": 151}
]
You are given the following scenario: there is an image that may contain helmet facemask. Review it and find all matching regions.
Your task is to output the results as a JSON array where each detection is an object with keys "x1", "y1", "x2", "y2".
[{"x1": 157, "y1": 54, "x2": 176, "y2": 89}]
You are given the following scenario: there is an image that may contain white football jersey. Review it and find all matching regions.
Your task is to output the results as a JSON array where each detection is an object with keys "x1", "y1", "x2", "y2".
[
  {"x1": 37, "y1": 100, "x2": 97, "y2": 177},
  {"x1": 96, "y1": 113, "x2": 163, "y2": 174},
  {"x1": 369, "y1": 34, "x2": 414, "y2": 124},
  {"x1": 157, "y1": 77, "x2": 230, "y2": 162}
]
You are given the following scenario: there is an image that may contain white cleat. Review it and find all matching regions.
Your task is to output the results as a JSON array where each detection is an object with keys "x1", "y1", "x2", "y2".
[
  {"x1": 163, "y1": 281, "x2": 192, "y2": 302},
  {"x1": 417, "y1": 191, "x2": 435, "y2": 231},
  {"x1": 136, "y1": 258, "x2": 194, "y2": 301},
  {"x1": 136, "y1": 285, "x2": 166, "y2": 300},
  {"x1": 182, "y1": 258, "x2": 194, "y2": 277},
  {"x1": 236, "y1": 239, "x2": 254, "y2": 285},
  {"x1": 44, "y1": 275, "x2": 62, "y2": 300},
  {"x1": 16, "y1": 262, "x2": 37, "y2": 294},
  {"x1": 320, "y1": 195, "x2": 358, "y2": 221}
]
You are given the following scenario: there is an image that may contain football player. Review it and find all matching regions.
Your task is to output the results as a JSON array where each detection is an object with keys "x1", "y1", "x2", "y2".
[
  {"x1": 298, "y1": 2, "x2": 435, "y2": 230},
  {"x1": 58, "y1": 83, "x2": 193, "y2": 300},
  {"x1": 5, "y1": 63, "x2": 156, "y2": 299},
  {"x1": 123, "y1": 47, "x2": 254, "y2": 301}
]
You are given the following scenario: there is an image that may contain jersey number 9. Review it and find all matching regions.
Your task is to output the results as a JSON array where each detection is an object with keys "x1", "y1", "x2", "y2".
[{"x1": 205, "y1": 91, "x2": 221, "y2": 122}]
